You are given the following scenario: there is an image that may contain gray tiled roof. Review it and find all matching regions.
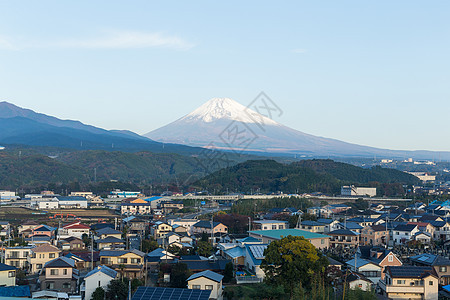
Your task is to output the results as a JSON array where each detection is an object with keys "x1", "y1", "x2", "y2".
[{"x1": 85, "y1": 265, "x2": 117, "y2": 279}]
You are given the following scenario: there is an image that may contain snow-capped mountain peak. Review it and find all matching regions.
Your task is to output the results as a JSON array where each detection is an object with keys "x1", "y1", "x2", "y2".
[{"x1": 180, "y1": 97, "x2": 278, "y2": 125}]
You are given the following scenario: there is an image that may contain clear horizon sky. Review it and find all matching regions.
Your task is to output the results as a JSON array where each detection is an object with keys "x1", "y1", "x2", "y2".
[{"x1": 1, "y1": 1, "x2": 449, "y2": 151}]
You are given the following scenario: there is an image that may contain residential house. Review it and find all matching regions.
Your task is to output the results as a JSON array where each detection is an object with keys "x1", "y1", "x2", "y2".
[
  {"x1": 0, "y1": 263, "x2": 16, "y2": 286},
  {"x1": 192, "y1": 221, "x2": 228, "y2": 235},
  {"x1": 4, "y1": 246, "x2": 32, "y2": 269},
  {"x1": 243, "y1": 244, "x2": 267, "y2": 282},
  {"x1": 95, "y1": 227, "x2": 122, "y2": 240},
  {"x1": 392, "y1": 224, "x2": 419, "y2": 244},
  {"x1": 168, "y1": 219, "x2": 199, "y2": 235},
  {"x1": 123, "y1": 216, "x2": 147, "y2": 235},
  {"x1": 346, "y1": 217, "x2": 384, "y2": 228},
  {"x1": 299, "y1": 221, "x2": 325, "y2": 233},
  {"x1": 328, "y1": 229, "x2": 359, "y2": 248},
  {"x1": 59, "y1": 221, "x2": 90, "y2": 239},
  {"x1": 82, "y1": 265, "x2": 118, "y2": 300},
  {"x1": 248, "y1": 229, "x2": 330, "y2": 249},
  {"x1": 28, "y1": 244, "x2": 61, "y2": 274},
  {"x1": 187, "y1": 270, "x2": 224, "y2": 300},
  {"x1": 430, "y1": 220, "x2": 450, "y2": 241},
  {"x1": 161, "y1": 201, "x2": 184, "y2": 213},
  {"x1": 358, "y1": 246, "x2": 402, "y2": 280},
  {"x1": 316, "y1": 219, "x2": 340, "y2": 233},
  {"x1": 38, "y1": 256, "x2": 78, "y2": 293},
  {"x1": 412, "y1": 232, "x2": 432, "y2": 244},
  {"x1": 31, "y1": 225, "x2": 55, "y2": 238},
  {"x1": 252, "y1": 220, "x2": 288, "y2": 231},
  {"x1": 97, "y1": 236, "x2": 126, "y2": 250},
  {"x1": 146, "y1": 248, "x2": 176, "y2": 271},
  {"x1": 379, "y1": 266, "x2": 438, "y2": 300},
  {"x1": 151, "y1": 221, "x2": 173, "y2": 239},
  {"x1": 18, "y1": 220, "x2": 39, "y2": 235},
  {"x1": 0, "y1": 221, "x2": 10, "y2": 238},
  {"x1": 121, "y1": 198, "x2": 152, "y2": 215},
  {"x1": 345, "y1": 272, "x2": 372, "y2": 292},
  {"x1": 360, "y1": 224, "x2": 389, "y2": 246},
  {"x1": 99, "y1": 249, "x2": 145, "y2": 279},
  {"x1": 58, "y1": 236, "x2": 85, "y2": 251},
  {"x1": 337, "y1": 222, "x2": 364, "y2": 234},
  {"x1": 345, "y1": 257, "x2": 382, "y2": 284},
  {"x1": 410, "y1": 253, "x2": 450, "y2": 285}
]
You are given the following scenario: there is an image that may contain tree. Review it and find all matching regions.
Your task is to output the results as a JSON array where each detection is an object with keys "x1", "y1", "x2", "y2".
[
  {"x1": 91, "y1": 286, "x2": 105, "y2": 300},
  {"x1": 170, "y1": 263, "x2": 190, "y2": 288},
  {"x1": 261, "y1": 235, "x2": 328, "y2": 299},
  {"x1": 142, "y1": 239, "x2": 159, "y2": 253},
  {"x1": 105, "y1": 280, "x2": 127, "y2": 300},
  {"x1": 197, "y1": 241, "x2": 213, "y2": 257},
  {"x1": 223, "y1": 262, "x2": 234, "y2": 283}
]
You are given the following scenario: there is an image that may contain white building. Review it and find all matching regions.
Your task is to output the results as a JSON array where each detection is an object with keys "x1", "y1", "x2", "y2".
[
  {"x1": 0, "y1": 263, "x2": 16, "y2": 286},
  {"x1": 168, "y1": 219, "x2": 199, "y2": 234},
  {"x1": 82, "y1": 265, "x2": 118, "y2": 300},
  {"x1": 187, "y1": 270, "x2": 224, "y2": 300},
  {"x1": 0, "y1": 191, "x2": 17, "y2": 201},
  {"x1": 341, "y1": 186, "x2": 377, "y2": 197},
  {"x1": 393, "y1": 224, "x2": 419, "y2": 244},
  {"x1": 252, "y1": 220, "x2": 288, "y2": 231},
  {"x1": 407, "y1": 172, "x2": 436, "y2": 182}
]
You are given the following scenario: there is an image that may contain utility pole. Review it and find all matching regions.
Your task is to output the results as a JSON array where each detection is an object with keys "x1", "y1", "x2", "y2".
[
  {"x1": 91, "y1": 232, "x2": 94, "y2": 270},
  {"x1": 211, "y1": 213, "x2": 214, "y2": 249}
]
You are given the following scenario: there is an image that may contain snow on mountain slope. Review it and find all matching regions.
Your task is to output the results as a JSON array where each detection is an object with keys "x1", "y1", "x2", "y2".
[
  {"x1": 145, "y1": 97, "x2": 450, "y2": 159},
  {"x1": 180, "y1": 97, "x2": 278, "y2": 125}
]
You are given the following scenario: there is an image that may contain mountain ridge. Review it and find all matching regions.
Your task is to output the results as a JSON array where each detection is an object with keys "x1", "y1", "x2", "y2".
[{"x1": 145, "y1": 97, "x2": 450, "y2": 160}]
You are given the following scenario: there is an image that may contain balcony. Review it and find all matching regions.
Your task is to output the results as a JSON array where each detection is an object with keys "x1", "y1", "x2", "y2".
[{"x1": 379, "y1": 280, "x2": 424, "y2": 294}]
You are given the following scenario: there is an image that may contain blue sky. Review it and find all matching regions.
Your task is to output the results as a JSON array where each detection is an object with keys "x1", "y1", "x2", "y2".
[{"x1": 1, "y1": 1, "x2": 449, "y2": 151}]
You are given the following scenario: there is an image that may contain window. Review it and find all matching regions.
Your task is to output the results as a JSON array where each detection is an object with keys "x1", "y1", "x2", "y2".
[
  {"x1": 47, "y1": 282, "x2": 54, "y2": 289},
  {"x1": 272, "y1": 225, "x2": 276, "y2": 230},
  {"x1": 205, "y1": 285, "x2": 213, "y2": 290},
  {"x1": 50, "y1": 269, "x2": 59, "y2": 275},
  {"x1": 192, "y1": 285, "x2": 201, "y2": 289},
  {"x1": 63, "y1": 269, "x2": 68, "y2": 275},
  {"x1": 440, "y1": 266, "x2": 447, "y2": 272},
  {"x1": 429, "y1": 281, "x2": 433, "y2": 285},
  {"x1": 8, "y1": 271, "x2": 15, "y2": 278},
  {"x1": 62, "y1": 283, "x2": 70, "y2": 289},
  {"x1": 37, "y1": 264, "x2": 43, "y2": 269},
  {"x1": 388, "y1": 255, "x2": 393, "y2": 262},
  {"x1": 131, "y1": 258, "x2": 141, "y2": 264},
  {"x1": 118, "y1": 258, "x2": 128, "y2": 264},
  {"x1": 397, "y1": 280, "x2": 405, "y2": 285},
  {"x1": 49, "y1": 253, "x2": 55, "y2": 258},
  {"x1": 321, "y1": 239, "x2": 325, "y2": 244}
]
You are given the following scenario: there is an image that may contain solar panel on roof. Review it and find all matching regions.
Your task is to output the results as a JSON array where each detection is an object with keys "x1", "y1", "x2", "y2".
[
  {"x1": 249, "y1": 245, "x2": 267, "y2": 260},
  {"x1": 132, "y1": 287, "x2": 211, "y2": 300}
]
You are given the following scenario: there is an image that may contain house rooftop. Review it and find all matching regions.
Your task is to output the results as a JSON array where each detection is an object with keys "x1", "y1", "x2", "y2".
[
  {"x1": 131, "y1": 286, "x2": 211, "y2": 300},
  {"x1": 387, "y1": 266, "x2": 437, "y2": 278},
  {"x1": 187, "y1": 270, "x2": 224, "y2": 283},
  {"x1": 248, "y1": 229, "x2": 329, "y2": 240},
  {"x1": 85, "y1": 265, "x2": 117, "y2": 279}
]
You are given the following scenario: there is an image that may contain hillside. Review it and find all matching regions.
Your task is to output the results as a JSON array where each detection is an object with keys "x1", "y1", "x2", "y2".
[
  {"x1": 0, "y1": 148, "x2": 258, "y2": 189},
  {"x1": 193, "y1": 159, "x2": 420, "y2": 195}
]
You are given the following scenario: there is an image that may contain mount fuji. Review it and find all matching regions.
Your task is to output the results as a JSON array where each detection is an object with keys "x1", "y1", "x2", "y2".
[{"x1": 145, "y1": 97, "x2": 450, "y2": 159}]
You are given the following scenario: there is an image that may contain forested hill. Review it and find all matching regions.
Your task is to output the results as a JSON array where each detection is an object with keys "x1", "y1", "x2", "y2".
[{"x1": 193, "y1": 159, "x2": 420, "y2": 195}]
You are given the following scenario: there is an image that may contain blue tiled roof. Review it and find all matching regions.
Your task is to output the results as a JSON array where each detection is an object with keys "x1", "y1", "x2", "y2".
[
  {"x1": 0, "y1": 263, "x2": 16, "y2": 271},
  {"x1": 85, "y1": 265, "x2": 117, "y2": 279},
  {"x1": 0, "y1": 286, "x2": 31, "y2": 297},
  {"x1": 187, "y1": 270, "x2": 224, "y2": 283}
]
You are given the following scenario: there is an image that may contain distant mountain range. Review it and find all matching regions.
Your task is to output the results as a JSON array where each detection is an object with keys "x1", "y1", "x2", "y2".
[
  {"x1": 0, "y1": 101, "x2": 198, "y2": 154},
  {"x1": 0, "y1": 100, "x2": 448, "y2": 160},
  {"x1": 146, "y1": 97, "x2": 450, "y2": 160}
]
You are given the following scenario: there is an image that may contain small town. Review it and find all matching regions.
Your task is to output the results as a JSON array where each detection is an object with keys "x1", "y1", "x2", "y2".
[
  {"x1": 1, "y1": 1, "x2": 449, "y2": 299},
  {"x1": 0, "y1": 175, "x2": 449, "y2": 300}
]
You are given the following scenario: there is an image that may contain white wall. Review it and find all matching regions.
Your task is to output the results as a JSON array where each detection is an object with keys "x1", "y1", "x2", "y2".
[{"x1": 84, "y1": 270, "x2": 115, "y2": 300}]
